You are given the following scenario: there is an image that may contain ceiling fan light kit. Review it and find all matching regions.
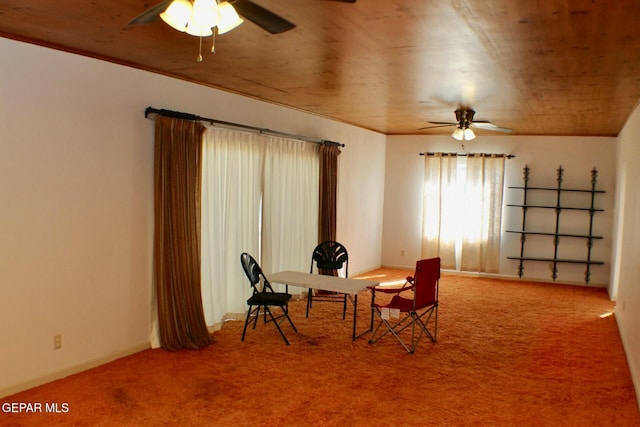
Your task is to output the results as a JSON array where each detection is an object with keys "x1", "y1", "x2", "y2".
[
  {"x1": 155, "y1": 0, "x2": 246, "y2": 60},
  {"x1": 451, "y1": 126, "x2": 475, "y2": 141},
  {"x1": 160, "y1": 0, "x2": 242, "y2": 36},
  {"x1": 131, "y1": 0, "x2": 355, "y2": 60}
]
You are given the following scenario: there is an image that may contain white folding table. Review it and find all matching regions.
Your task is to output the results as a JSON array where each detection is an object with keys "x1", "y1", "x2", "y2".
[{"x1": 268, "y1": 271, "x2": 378, "y2": 340}]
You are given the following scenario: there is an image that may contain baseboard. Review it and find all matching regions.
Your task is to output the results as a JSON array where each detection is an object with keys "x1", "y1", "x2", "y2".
[
  {"x1": 352, "y1": 265, "x2": 386, "y2": 277},
  {"x1": 379, "y1": 263, "x2": 414, "y2": 271},
  {"x1": 615, "y1": 311, "x2": 640, "y2": 411},
  {"x1": 380, "y1": 265, "x2": 608, "y2": 288},
  {"x1": 0, "y1": 342, "x2": 151, "y2": 398}
]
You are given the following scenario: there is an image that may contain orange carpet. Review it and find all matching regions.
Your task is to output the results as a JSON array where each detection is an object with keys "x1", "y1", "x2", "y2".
[{"x1": 2, "y1": 269, "x2": 638, "y2": 426}]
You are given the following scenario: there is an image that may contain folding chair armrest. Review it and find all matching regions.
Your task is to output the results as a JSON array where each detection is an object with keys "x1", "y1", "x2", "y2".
[
  {"x1": 368, "y1": 281, "x2": 415, "y2": 295},
  {"x1": 368, "y1": 287, "x2": 400, "y2": 295}
]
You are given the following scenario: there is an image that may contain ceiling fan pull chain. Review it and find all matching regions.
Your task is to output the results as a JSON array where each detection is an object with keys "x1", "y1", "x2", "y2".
[
  {"x1": 211, "y1": 28, "x2": 217, "y2": 54},
  {"x1": 197, "y1": 36, "x2": 203, "y2": 62}
]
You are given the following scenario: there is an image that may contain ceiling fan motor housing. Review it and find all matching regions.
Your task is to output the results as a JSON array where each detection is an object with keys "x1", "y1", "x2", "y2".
[{"x1": 455, "y1": 108, "x2": 475, "y2": 129}]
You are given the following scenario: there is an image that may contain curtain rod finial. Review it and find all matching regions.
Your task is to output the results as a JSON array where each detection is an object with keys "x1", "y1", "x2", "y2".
[{"x1": 321, "y1": 139, "x2": 345, "y2": 148}]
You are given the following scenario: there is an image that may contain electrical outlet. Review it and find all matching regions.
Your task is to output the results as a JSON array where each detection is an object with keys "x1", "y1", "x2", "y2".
[{"x1": 54, "y1": 334, "x2": 62, "y2": 350}]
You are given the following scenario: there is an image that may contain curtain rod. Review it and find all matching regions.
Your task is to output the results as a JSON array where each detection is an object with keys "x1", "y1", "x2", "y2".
[
  {"x1": 420, "y1": 152, "x2": 515, "y2": 158},
  {"x1": 144, "y1": 107, "x2": 345, "y2": 148}
]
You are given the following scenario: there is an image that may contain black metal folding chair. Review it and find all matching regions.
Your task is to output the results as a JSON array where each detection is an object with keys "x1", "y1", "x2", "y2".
[
  {"x1": 240, "y1": 253, "x2": 297, "y2": 344},
  {"x1": 306, "y1": 241, "x2": 349, "y2": 319}
]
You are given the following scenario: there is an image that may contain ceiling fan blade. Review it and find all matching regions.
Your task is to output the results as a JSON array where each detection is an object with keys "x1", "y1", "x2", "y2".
[
  {"x1": 326, "y1": 0, "x2": 357, "y2": 2},
  {"x1": 419, "y1": 124, "x2": 456, "y2": 130},
  {"x1": 231, "y1": 0, "x2": 296, "y2": 34},
  {"x1": 471, "y1": 121, "x2": 513, "y2": 133},
  {"x1": 128, "y1": 0, "x2": 172, "y2": 25}
]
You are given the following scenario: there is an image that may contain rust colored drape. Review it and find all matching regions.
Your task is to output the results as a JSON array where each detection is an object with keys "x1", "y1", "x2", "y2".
[
  {"x1": 318, "y1": 144, "x2": 341, "y2": 243},
  {"x1": 154, "y1": 116, "x2": 213, "y2": 351}
]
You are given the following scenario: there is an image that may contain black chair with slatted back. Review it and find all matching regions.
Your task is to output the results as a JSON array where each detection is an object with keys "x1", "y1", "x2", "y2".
[
  {"x1": 240, "y1": 252, "x2": 297, "y2": 345},
  {"x1": 306, "y1": 241, "x2": 349, "y2": 319}
]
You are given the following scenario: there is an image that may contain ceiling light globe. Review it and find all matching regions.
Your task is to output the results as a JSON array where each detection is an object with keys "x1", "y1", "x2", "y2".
[
  {"x1": 186, "y1": 24, "x2": 214, "y2": 37},
  {"x1": 160, "y1": 0, "x2": 193, "y2": 32},
  {"x1": 452, "y1": 128, "x2": 464, "y2": 141},
  {"x1": 217, "y1": 2, "x2": 244, "y2": 34},
  {"x1": 464, "y1": 128, "x2": 476, "y2": 141},
  {"x1": 185, "y1": 0, "x2": 219, "y2": 36}
]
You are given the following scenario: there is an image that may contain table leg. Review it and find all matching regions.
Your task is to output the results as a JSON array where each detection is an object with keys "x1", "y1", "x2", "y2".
[
  {"x1": 370, "y1": 289, "x2": 376, "y2": 330},
  {"x1": 352, "y1": 294, "x2": 358, "y2": 340}
]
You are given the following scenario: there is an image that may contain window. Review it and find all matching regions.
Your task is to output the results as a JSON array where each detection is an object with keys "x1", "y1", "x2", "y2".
[{"x1": 422, "y1": 154, "x2": 505, "y2": 273}]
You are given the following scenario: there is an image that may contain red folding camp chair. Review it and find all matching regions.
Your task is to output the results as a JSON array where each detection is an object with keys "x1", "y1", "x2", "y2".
[{"x1": 368, "y1": 257, "x2": 440, "y2": 353}]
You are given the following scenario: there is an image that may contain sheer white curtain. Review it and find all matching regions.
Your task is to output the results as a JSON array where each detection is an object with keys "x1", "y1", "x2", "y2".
[
  {"x1": 261, "y1": 136, "x2": 319, "y2": 295},
  {"x1": 201, "y1": 128, "x2": 263, "y2": 325},
  {"x1": 201, "y1": 130, "x2": 320, "y2": 326},
  {"x1": 460, "y1": 154, "x2": 505, "y2": 272},
  {"x1": 421, "y1": 154, "x2": 458, "y2": 269},
  {"x1": 421, "y1": 153, "x2": 505, "y2": 272}
]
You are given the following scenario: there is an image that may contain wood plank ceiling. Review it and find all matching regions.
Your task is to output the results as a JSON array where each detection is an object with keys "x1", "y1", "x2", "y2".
[{"x1": 2, "y1": 0, "x2": 640, "y2": 136}]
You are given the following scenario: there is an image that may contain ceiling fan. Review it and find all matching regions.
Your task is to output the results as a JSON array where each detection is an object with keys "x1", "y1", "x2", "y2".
[
  {"x1": 420, "y1": 108, "x2": 512, "y2": 141},
  {"x1": 129, "y1": 0, "x2": 357, "y2": 35}
]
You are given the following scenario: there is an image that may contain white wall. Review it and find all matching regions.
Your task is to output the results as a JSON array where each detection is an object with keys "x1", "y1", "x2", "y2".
[
  {"x1": 613, "y1": 102, "x2": 640, "y2": 402},
  {"x1": 0, "y1": 38, "x2": 386, "y2": 396},
  {"x1": 337, "y1": 135, "x2": 386, "y2": 274},
  {"x1": 382, "y1": 135, "x2": 616, "y2": 286}
]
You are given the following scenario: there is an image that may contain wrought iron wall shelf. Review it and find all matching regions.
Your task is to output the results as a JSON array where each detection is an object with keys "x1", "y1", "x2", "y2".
[
  {"x1": 507, "y1": 204, "x2": 604, "y2": 211},
  {"x1": 506, "y1": 165, "x2": 605, "y2": 283}
]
